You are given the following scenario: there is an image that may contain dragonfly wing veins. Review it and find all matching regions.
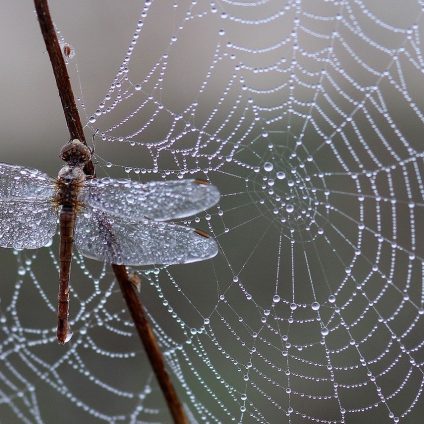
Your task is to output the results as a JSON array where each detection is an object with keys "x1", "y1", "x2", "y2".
[
  {"x1": 74, "y1": 206, "x2": 218, "y2": 266},
  {"x1": 81, "y1": 178, "x2": 220, "y2": 221}
]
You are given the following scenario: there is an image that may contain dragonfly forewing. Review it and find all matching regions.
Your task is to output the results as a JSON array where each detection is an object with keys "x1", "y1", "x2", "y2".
[
  {"x1": 81, "y1": 178, "x2": 220, "y2": 221},
  {"x1": 0, "y1": 164, "x2": 57, "y2": 249},
  {"x1": 0, "y1": 163, "x2": 54, "y2": 199},
  {"x1": 74, "y1": 207, "x2": 218, "y2": 266}
]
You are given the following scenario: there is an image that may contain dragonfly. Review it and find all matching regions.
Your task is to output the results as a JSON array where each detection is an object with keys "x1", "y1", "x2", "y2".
[{"x1": 0, "y1": 140, "x2": 220, "y2": 344}]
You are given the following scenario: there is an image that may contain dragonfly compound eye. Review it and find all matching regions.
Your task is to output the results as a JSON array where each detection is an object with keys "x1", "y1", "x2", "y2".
[{"x1": 60, "y1": 139, "x2": 91, "y2": 165}]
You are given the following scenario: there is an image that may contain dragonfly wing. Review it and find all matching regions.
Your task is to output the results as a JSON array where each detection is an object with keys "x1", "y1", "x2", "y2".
[
  {"x1": 74, "y1": 207, "x2": 218, "y2": 265},
  {"x1": 81, "y1": 178, "x2": 220, "y2": 221},
  {"x1": 0, "y1": 199, "x2": 57, "y2": 249},
  {"x1": 0, "y1": 164, "x2": 56, "y2": 249},
  {"x1": 0, "y1": 163, "x2": 54, "y2": 200}
]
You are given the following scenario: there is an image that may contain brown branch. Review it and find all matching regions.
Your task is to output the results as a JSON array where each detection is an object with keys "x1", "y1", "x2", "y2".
[
  {"x1": 112, "y1": 265, "x2": 188, "y2": 424},
  {"x1": 33, "y1": 1, "x2": 188, "y2": 422},
  {"x1": 33, "y1": 0, "x2": 95, "y2": 177}
]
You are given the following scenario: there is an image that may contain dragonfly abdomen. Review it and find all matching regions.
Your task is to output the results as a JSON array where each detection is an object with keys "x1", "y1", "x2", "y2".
[
  {"x1": 57, "y1": 206, "x2": 76, "y2": 344},
  {"x1": 55, "y1": 166, "x2": 85, "y2": 344}
]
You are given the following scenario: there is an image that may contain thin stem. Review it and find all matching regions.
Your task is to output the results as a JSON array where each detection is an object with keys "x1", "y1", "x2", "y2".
[
  {"x1": 112, "y1": 265, "x2": 188, "y2": 424},
  {"x1": 33, "y1": 1, "x2": 188, "y2": 422},
  {"x1": 33, "y1": 0, "x2": 95, "y2": 177}
]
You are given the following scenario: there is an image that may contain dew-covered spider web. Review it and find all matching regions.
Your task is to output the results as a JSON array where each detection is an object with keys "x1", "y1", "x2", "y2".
[{"x1": 1, "y1": 0, "x2": 424, "y2": 422}]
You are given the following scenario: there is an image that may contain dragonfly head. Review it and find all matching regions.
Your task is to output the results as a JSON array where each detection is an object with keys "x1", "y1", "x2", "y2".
[{"x1": 60, "y1": 139, "x2": 91, "y2": 167}]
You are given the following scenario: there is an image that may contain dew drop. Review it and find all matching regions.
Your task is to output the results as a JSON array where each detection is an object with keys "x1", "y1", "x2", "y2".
[
  {"x1": 311, "y1": 302, "x2": 320, "y2": 311},
  {"x1": 263, "y1": 162, "x2": 274, "y2": 172},
  {"x1": 44, "y1": 239, "x2": 53, "y2": 247},
  {"x1": 276, "y1": 171, "x2": 286, "y2": 180},
  {"x1": 286, "y1": 204, "x2": 294, "y2": 213},
  {"x1": 273, "y1": 294, "x2": 281, "y2": 303}
]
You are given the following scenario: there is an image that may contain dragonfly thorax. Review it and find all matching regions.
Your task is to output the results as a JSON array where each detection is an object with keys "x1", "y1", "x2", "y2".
[
  {"x1": 54, "y1": 165, "x2": 85, "y2": 210},
  {"x1": 57, "y1": 165, "x2": 85, "y2": 184}
]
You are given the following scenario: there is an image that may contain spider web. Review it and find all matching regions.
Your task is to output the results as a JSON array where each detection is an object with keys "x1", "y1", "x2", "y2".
[{"x1": 1, "y1": 0, "x2": 424, "y2": 422}]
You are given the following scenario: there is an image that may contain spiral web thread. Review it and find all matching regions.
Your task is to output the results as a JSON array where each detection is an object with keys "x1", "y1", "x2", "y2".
[{"x1": 1, "y1": 0, "x2": 424, "y2": 422}]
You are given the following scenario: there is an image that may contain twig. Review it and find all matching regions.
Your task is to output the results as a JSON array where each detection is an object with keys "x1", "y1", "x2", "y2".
[
  {"x1": 33, "y1": 1, "x2": 188, "y2": 422},
  {"x1": 112, "y1": 265, "x2": 188, "y2": 424},
  {"x1": 33, "y1": 0, "x2": 95, "y2": 177}
]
